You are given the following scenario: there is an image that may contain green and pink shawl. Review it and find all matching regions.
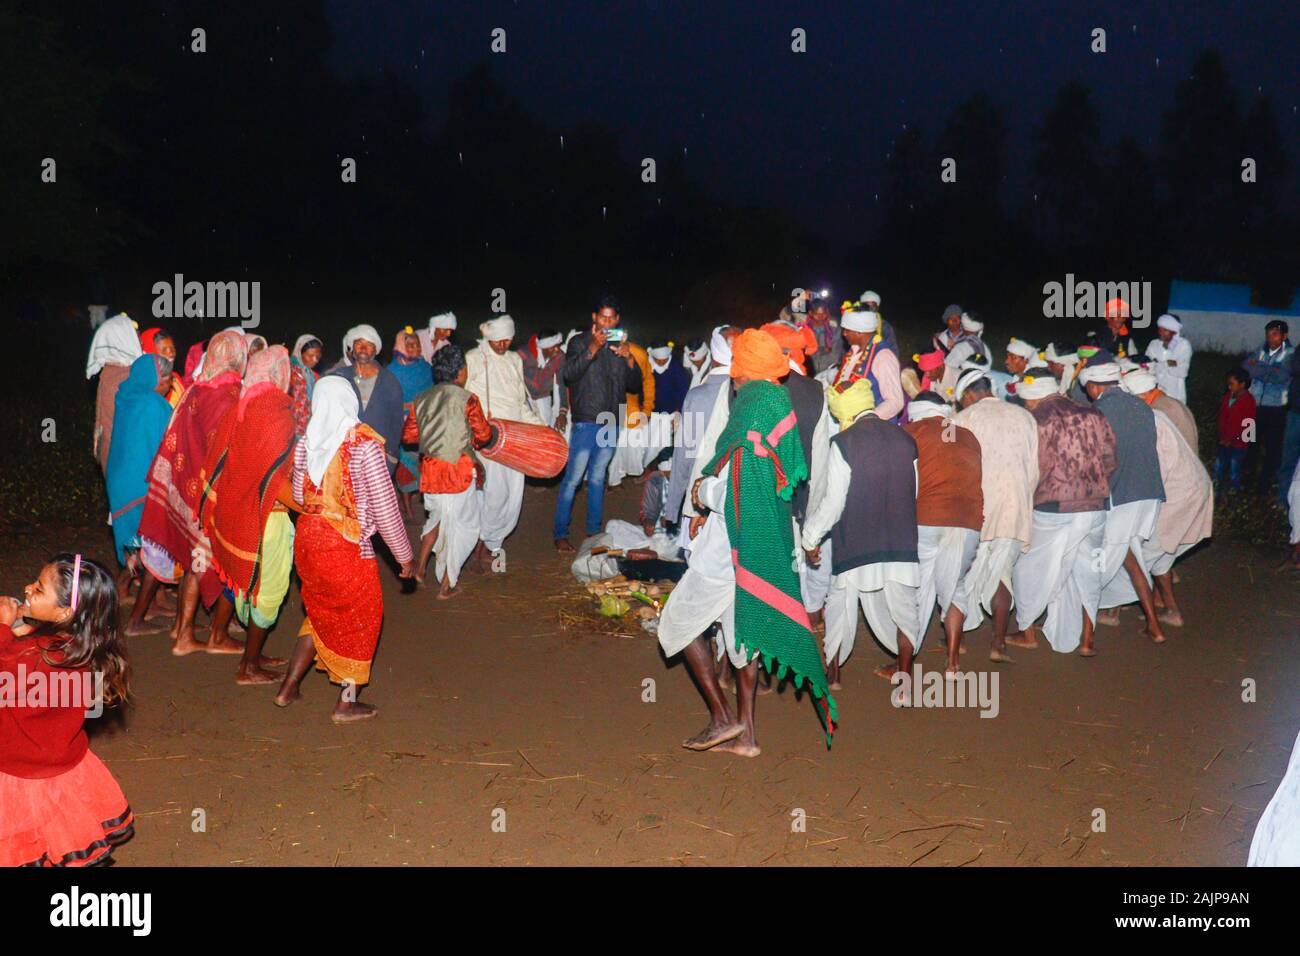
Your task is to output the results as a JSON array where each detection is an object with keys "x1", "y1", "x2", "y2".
[{"x1": 704, "y1": 380, "x2": 837, "y2": 744}]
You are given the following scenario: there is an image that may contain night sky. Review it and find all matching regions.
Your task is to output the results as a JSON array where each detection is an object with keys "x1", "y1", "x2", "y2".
[{"x1": 326, "y1": 0, "x2": 1300, "y2": 228}]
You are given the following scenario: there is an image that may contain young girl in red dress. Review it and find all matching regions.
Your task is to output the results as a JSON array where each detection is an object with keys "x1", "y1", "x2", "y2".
[{"x1": 0, "y1": 553, "x2": 134, "y2": 866}]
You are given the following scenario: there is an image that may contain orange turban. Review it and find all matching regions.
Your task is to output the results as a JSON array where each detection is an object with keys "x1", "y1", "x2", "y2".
[
  {"x1": 731, "y1": 329, "x2": 789, "y2": 382},
  {"x1": 760, "y1": 321, "x2": 809, "y2": 361}
]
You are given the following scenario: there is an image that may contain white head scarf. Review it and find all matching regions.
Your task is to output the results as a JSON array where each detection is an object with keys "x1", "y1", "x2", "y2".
[
  {"x1": 648, "y1": 345, "x2": 672, "y2": 372},
  {"x1": 1006, "y1": 338, "x2": 1038, "y2": 360},
  {"x1": 1045, "y1": 342, "x2": 1078, "y2": 365},
  {"x1": 480, "y1": 316, "x2": 515, "y2": 343},
  {"x1": 953, "y1": 367, "x2": 989, "y2": 402},
  {"x1": 861, "y1": 290, "x2": 881, "y2": 307},
  {"x1": 1078, "y1": 362, "x2": 1121, "y2": 386},
  {"x1": 342, "y1": 325, "x2": 382, "y2": 365},
  {"x1": 685, "y1": 342, "x2": 711, "y2": 387},
  {"x1": 1156, "y1": 314, "x2": 1182, "y2": 334},
  {"x1": 1017, "y1": 375, "x2": 1059, "y2": 400},
  {"x1": 304, "y1": 376, "x2": 360, "y2": 486},
  {"x1": 907, "y1": 398, "x2": 949, "y2": 422},
  {"x1": 960, "y1": 313, "x2": 984, "y2": 334},
  {"x1": 1121, "y1": 368, "x2": 1158, "y2": 395},
  {"x1": 537, "y1": 332, "x2": 563, "y2": 350},
  {"x1": 292, "y1": 333, "x2": 322, "y2": 363},
  {"x1": 841, "y1": 309, "x2": 880, "y2": 333},
  {"x1": 86, "y1": 313, "x2": 142, "y2": 378},
  {"x1": 429, "y1": 312, "x2": 457, "y2": 331},
  {"x1": 709, "y1": 325, "x2": 734, "y2": 367}
]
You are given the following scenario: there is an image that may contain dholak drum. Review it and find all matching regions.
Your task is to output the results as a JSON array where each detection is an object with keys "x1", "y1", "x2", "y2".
[{"x1": 481, "y1": 418, "x2": 569, "y2": 478}]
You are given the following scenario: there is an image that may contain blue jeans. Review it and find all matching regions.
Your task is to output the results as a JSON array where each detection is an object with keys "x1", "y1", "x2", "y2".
[
  {"x1": 553, "y1": 420, "x2": 618, "y2": 540},
  {"x1": 1214, "y1": 445, "x2": 1245, "y2": 490}
]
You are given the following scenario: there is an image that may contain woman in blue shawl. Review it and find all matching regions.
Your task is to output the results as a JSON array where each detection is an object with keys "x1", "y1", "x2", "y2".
[
  {"x1": 106, "y1": 354, "x2": 175, "y2": 565},
  {"x1": 388, "y1": 327, "x2": 434, "y2": 506}
]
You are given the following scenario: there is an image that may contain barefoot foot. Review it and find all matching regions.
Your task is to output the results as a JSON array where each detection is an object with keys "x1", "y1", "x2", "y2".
[{"x1": 681, "y1": 719, "x2": 744, "y2": 751}]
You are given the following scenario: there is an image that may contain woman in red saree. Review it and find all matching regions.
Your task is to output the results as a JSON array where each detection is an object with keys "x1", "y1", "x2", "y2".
[
  {"x1": 137, "y1": 329, "x2": 249, "y2": 653},
  {"x1": 274, "y1": 377, "x2": 415, "y2": 722}
]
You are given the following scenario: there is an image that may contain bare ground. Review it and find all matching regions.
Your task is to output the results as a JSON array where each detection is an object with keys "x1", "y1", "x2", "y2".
[{"x1": 3, "y1": 481, "x2": 1298, "y2": 866}]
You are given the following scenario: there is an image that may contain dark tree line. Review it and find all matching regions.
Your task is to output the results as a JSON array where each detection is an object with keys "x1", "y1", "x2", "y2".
[{"x1": 5, "y1": 3, "x2": 1295, "y2": 318}]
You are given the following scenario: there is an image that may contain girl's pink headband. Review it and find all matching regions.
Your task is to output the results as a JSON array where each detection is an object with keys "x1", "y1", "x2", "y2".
[{"x1": 70, "y1": 554, "x2": 83, "y2": 612}]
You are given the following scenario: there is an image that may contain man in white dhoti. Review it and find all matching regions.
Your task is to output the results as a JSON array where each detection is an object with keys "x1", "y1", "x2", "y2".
[
  {"x1": 664, "y1": 326, "x2": 737, "y2": 530},
  {"x1": 404, "y1": 345, "x2": 493, "y2": 598},
  {"x1": 951, "y1": 368, "x2": 1039, "y2": 661},
  {"x1": 1250, "y1": 728, "x2": 1300, "y2": 865},
  {"x1": 1009, "y1": 375, "x2": 1117, "y2": 655},
  {"x1": 903, "y1": 393, "x2": 983, "y2": 673},
  {"x1": 1080, "y1": 356, "x2": 1169, "y2": 643},
  {"x1": 465, "y1": 316, "x2": 544, "y2": 571},
  {"x1": 801, "y1": 383, "x2": 921, "y2": 689},
  {"x1": 1106, "y1": 406, "x2": 1212, "y2": 627},
  {"x1": 1144, "y1": 313, "x2": 1193, "y2": 404}
]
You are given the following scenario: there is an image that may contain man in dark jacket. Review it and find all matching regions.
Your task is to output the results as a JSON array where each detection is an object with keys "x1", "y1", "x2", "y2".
[
  {"x1": 553, "y1": 295, "x2": 644, "y2": 550},
  {"x1": 325, "y1": 324, "x2": 407, "y2": 480}
]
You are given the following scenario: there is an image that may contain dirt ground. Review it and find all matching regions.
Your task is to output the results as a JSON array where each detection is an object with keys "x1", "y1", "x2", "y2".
[{"x1": 4, "y1": 481, "x2": 1298, "y2": 867}]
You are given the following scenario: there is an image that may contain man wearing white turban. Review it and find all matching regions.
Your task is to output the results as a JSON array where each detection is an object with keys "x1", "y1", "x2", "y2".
[
  {"x1": 827, "y1": 308, "x2": 904, "y2": 422},
  {"x1": 1121, "y1": 366, "x2": 1199, "y2": 451},
  {"x1": 1079, "y1": 355, "x2": 1168, "y2": 644},
  {"x1": 951, "y1": 369, "x2": 1039, "y2": 661},
  {"x1": 1144, "y1": 313, "x2": 1193, "y2": 403},
  {"x1": 325, "y1": 325, "x2": 407, "y2": 479},
  {"x1": 465, "y1": 315, "x2": 544, "y2": 571},
  {"x1": 419, "y1": 311, "x2": 457, "y2": 363}
]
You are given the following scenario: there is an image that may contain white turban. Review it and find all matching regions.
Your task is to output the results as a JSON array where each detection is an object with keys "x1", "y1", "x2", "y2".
[
  {"x1": 1156, "y1": 313, "x2": 1182, "y2": 334},
  {"x1": 537, "y1": 332, "x2": 564, "y2": 350},
  {"x1": 1017, "y1": 375, "x2": 1059, "y2": 400},
  {"x1": 1121, "y1": 368, "x2": 1157, "y2": 395},
  {"x1": 342, "y1": 324, "x2": 382, "y2": 363},
  {"x1": 953, "y1": 367, "x2": 988, "y2": 402},
  {"x1": 960, "y1": 313, "x2": 984, "y2": 334},
  {"x1": 1006, "y1": 338, "x2": 1038, "y2": 360},
  {"x1": 1078, "y1": 362, "x2": 1121, "y2": 385},
  {"x1": 841, "y1": 309, "x2": 880, "y2": 333},
  {"x1": 686, "y1": 341, "x2": 710, "y2": 363},
  {"x1": 480, "y1": 315, "x2": 515, "y2": 342},
  {"x1": 709, "y1": 325, "x2": 734, "y2": 366},
  {"x1": 1045, "y1": 342, "x2": 1078, "y2": 365},
  {"x1": 429, "y1": 311, "x2": 457, "y2": 331},
  {"x1": 648, "y1": 346, "x2": 672, "y2": 362},
  {"x1": 908, "y1": 398, "x2": 949, "y2": 422},
  {"x1": 861, "y1": 289, "x2": 881, "y2": 306},
  {"x1": 1118, "y1": 357, "x2": 1139, "y2": 373}
]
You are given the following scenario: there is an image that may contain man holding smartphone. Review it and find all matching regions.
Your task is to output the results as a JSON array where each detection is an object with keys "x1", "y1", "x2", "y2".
[{"x1": 553, "y1": 295, "x2": 644, "y2": 551}]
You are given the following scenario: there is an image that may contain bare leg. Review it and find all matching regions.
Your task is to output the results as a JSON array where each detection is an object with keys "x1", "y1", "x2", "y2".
[
  {"x1": 680, "y1": 635, "x2": 743, "y2": 750},
  {"x1": 274, "y1": 635, "x2": 315, "y2": 706},
  {"x1": 713, "y1": 659, "x2": 761, "y2": 757},
  {"x1": 944, "y1": 604, "x2": 967, "y2": 672},
  {"x1": 1079, "y1": 609, "x2": 1097, "y2": 656},
  {"x1": 990, "y1": 583, "x2": 1017, "y2": 653},
  {"x1": 827, "y1": 656, "x2": 842, "y2": 690},
  {"x1": 1124, "y1": 550, "x2": 1165, "y2": 643},
  {"x1": 332, "y1": 681, "x2": 377, "y2": 723},
  {"x1": 205, "y1": 595, "x2": 244, "y2": 654},
  {"x1": 1153, "y1": 572, "x2": 1183, "y2": 626},
  {"x1": 171, "y1": 573, "x2": 204, "y2": 655},
  {"x1": 124, "y1": 574, "x2": 166, "y2": 636},
  {"x1": 236, "y1": 623, "x2": 284, "y2": 685},
  {"x1": 416, "y1": 524, "x2": 438, "y2": 587}
]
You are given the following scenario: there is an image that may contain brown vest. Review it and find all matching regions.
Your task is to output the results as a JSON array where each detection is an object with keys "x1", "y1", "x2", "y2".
[{"x1": 412, "y1": 384, "x2": 481, "y2": 468}]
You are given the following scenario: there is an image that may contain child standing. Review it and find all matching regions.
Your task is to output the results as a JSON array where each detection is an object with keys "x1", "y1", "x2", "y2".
[
  {"x1": 1216, "y1": 368, "x2": 1257, "y2": 491},
  {"x1": 0, "y1": 554, "x2": 133, "y2": 866},
  {"x1": 403, "y1": 345, "x2": 495, "y2": 598}
]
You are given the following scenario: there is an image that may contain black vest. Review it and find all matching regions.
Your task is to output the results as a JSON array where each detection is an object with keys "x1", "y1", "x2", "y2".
[
  {"x1": 829, "y1": 415, "x2": 919, "y2": 575},
  {"x1": 783, "y1": 372, "x2": 825, "y2": 522}
]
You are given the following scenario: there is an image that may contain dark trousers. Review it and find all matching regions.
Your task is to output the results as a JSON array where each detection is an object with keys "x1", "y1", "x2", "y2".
[{"x1": 1245, "y1": 405, "x2": 1288, "y2": 492}]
